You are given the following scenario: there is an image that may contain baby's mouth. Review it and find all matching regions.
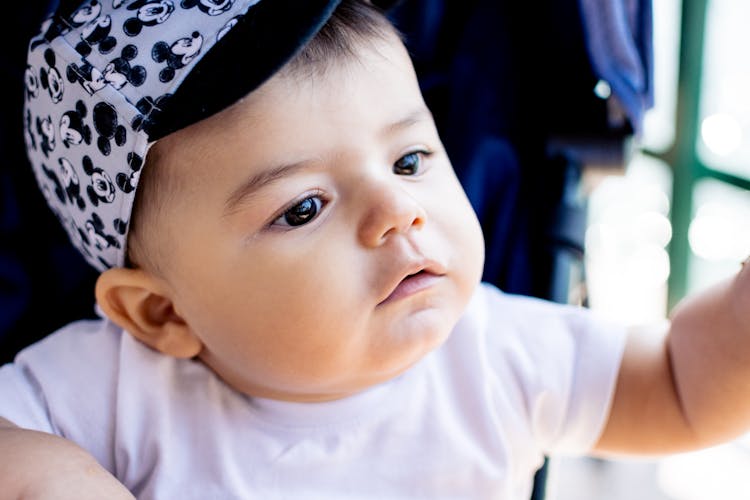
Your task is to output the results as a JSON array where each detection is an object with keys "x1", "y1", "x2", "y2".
[{"x1": 378, "y1": 269, "x2": 443, "y2": 306}]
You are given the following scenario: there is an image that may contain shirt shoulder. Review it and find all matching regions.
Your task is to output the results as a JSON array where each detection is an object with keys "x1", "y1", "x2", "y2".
[
  {"x1": 0, "y1": 318, "x2": 125, "y2": 467},
  {"x1": 12, "y1": 317, "x2": 125, "y2": 369},
  {"x1": 451, "y1": 282, "x2": 627, "y2": 454}
]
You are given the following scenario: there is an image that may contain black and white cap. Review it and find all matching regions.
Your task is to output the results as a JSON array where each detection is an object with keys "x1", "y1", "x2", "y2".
[{"x1": 23, "y1": 0, "x2": 345, "y2": 271}]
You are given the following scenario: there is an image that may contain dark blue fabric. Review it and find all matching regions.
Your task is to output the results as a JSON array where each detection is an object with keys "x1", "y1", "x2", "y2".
[
  {"x1": 578, "y1": 0, "x2": 653, "y2": 134},
  {"x1": 0, "y1": 173, "x2": 29, "y2": 334}
]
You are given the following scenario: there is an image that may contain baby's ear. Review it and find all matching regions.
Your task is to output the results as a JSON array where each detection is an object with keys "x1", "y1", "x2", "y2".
[{"x1": 95, "y1": 268, "x2": 202, "y2": 359}]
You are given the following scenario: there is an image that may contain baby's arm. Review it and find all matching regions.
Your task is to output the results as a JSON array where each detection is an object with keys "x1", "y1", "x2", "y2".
[
  {"x1": 594, "y1": 261, "x2": 750, "y2": 455},
  {"x1": 0, "y1": 417, "x2": 135, "y2": 499}
]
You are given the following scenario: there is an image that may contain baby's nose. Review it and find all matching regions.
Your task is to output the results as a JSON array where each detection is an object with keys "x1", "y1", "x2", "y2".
[{"x1": 357, "y1": 182, "x2": 426, "y2": 247}]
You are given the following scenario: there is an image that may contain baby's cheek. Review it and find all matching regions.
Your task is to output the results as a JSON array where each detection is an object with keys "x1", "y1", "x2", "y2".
[{"x1": 455, "y1": 207, "x2": 486, "y2": 288}]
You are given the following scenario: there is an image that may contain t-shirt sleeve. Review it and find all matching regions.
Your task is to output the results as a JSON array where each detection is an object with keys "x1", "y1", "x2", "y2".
[
  {"x1": 481, "y1": 284, "x2": 627, "y2": 455},
  {"x1": 0, "y1": 319, "x2": 122, "y2": 469}
]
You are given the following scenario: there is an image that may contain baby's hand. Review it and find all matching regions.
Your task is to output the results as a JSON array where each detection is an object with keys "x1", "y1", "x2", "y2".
[{"x1": 0, "y1": 418, "x2": 135, "y2": 500}]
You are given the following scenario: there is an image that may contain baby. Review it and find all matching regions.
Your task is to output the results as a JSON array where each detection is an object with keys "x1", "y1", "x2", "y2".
[{"x1": 3, "y1": 0, "x2": 750, "y2": 498}]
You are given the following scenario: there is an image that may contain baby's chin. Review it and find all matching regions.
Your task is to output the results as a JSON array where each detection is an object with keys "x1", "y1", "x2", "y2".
[{"x1": 377, "y1": 304, "x2": 461, "y2": 363}]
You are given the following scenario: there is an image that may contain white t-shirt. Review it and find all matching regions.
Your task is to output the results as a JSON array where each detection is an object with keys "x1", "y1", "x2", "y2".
[{"x1": 0, "y1": 282, "x2": 626, "y2": 499}]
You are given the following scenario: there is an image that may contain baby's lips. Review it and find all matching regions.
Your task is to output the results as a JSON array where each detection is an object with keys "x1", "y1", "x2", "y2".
[{"x1": 376, "y1": 256, "x2": 447, "y2": 306}]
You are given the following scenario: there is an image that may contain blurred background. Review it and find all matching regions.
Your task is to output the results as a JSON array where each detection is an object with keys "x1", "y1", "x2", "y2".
[{"x1": 552, "y1": 0, "x2": 750, "y2": 498}]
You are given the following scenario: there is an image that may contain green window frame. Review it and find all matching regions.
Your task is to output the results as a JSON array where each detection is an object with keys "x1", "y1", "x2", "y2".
[{"x1": 642, "y1": 0, "x2": 750, "y2": 309}]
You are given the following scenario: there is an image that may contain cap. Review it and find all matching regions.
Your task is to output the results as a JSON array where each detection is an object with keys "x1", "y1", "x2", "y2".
[{"x1": 23, "y1": 0, "x2": 343, "y2": 271}]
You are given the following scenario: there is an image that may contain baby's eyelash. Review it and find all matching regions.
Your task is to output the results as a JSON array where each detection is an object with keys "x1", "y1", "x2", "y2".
[
  {"x1": 393, "y1": 150, "x2": 433, "y2": 176},
  {"x1": 269, "y1": 191, "x2": 327, "y2": 229}
]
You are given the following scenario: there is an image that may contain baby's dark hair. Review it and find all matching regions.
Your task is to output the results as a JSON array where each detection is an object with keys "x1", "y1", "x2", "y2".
[
  {"x1": 127, "y1": 0, "x2": 399, "y2": 271},
  {"x1": 281, "y1": 0, "x2": 401, "y2": 77}
]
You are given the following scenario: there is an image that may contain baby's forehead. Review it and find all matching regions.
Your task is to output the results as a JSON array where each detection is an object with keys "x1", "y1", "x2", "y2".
[{"x1": 174, "y1": 33, "x2": 412, "y2": 137}]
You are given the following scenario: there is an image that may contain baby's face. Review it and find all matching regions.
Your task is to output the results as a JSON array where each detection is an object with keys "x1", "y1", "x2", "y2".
[{"x1": 148, "y1": 32, "x2": 485, "y2": 402}]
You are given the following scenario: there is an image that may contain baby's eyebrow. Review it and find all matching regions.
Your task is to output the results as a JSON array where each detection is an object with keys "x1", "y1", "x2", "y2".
[
  {"x1": 382, "y1": 107, "x2": 433, "y2": 137},
  {"x1": 223, "y1": 160, "x2": 314, "y2": 216}
]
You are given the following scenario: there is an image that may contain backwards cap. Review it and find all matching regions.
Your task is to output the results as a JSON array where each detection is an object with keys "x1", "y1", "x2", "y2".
[{"x1": 22, "y1": 0, "x2": 344, "y2": 272}]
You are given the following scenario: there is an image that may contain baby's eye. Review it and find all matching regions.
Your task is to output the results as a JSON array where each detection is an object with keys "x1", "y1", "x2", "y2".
[
  {"x1": 393, "y1": 151, "x2": 428, "y2": 176},
  {"x1": 273, "y1": 196, "x2": 323, "y2": 227}
]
